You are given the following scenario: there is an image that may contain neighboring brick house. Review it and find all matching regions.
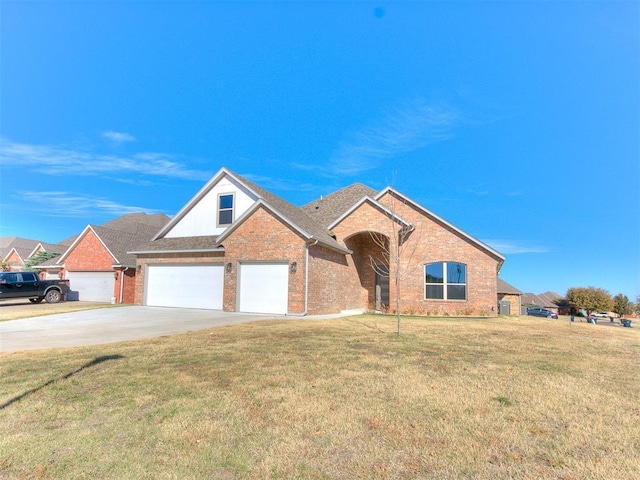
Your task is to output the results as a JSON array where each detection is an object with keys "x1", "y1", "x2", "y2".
[
  {"x1": 131, "y1": 167, "x2": 505, "y2": 316},
  {"x1": 522, "y1": 291, "x2": 561, "y2": 315},
  {"x1": 44, "y1": 214, "x2": 169, "y2": 303},
  {"x1": 1, "y1": 237, "x2": 69, "y2": 273},
  {"x1": 497, "y1": 278, "x2": 522, "y2": 315}
]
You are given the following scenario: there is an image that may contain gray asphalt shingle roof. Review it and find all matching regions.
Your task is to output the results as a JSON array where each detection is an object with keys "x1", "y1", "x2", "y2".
[
  {"x1": 1, "y1": 237, "x2": 68, "y2": 263},
  {"x1": 231, "y1": 170, "x2": 346, "y2": 250},
  {"x1": 130, "y1": 236, "x2": 222, "y2": 253},
  {"x1": 497, "y1": 278, "x2": 522, "y2": 295},
  {"x1": 89, "y1": 214, "x2": 170, "y2": 265},
  {"x1": 138, "y1": 168, "x2": 504, "y2": 266},
  {"x1": 301, "y1": 183, "x2": 378, "y2": 228}
]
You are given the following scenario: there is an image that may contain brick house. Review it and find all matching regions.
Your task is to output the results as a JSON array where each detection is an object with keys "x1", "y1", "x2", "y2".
[
  {"x1": 522, "y1": 292, "x2": 561, "y2": 315},
  {"x1": 497, "y1": 278, "x2": 522, "y2": 315},
  {"x1": 131, "y1": 168, "x2": 505, "y2": 316},
  {"x1": 42, "y1": 214, "x2": 169, "y2": 303},
  {"x1": 1, "y1": 237, "x2": 69, "y2": 273}
]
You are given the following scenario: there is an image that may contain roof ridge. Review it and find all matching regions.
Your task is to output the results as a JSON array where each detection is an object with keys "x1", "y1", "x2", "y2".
[{"x1": 300, "y1": 183, "x2": 379, "y2": 228}]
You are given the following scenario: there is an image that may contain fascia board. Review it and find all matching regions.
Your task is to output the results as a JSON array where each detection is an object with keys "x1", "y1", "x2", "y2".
[
  {"x1": 152, "y1": 166, "x2": 231, "y2": 240},
  {"x1": 127, "y1": 247, "x2": 224, "y2": 255},
  {"x1": 2, "y1": 247, "x2": 24, "y2": 264},
  {"x1": 328, "y1": 196, "x2": 412, "y2": 230},
  {"x1": 306, "y1": 237, "x2": 352, "y2": 255},
  {"x1": 27, "y1": 243, "x2": 45, "y2": 259},
  {"x1": 376, "y1": 187, "x2": 506, "y2": 262},
  {"x1": 33, "y1": 263, "x2": 64, "y2": 269}
]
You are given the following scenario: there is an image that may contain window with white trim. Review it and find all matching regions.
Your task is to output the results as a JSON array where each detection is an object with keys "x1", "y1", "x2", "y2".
[
  {"x1": 218, "y1": 194, "x2": 234, "y2": 226},
  {"x1": 425, "y1": 262, "x2": 467, "y2": 300}
]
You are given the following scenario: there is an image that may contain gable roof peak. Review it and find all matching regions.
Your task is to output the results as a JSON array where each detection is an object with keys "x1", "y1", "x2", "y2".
[{"x1": 300, "y1": 183, "x2": 378, "y2": 228}]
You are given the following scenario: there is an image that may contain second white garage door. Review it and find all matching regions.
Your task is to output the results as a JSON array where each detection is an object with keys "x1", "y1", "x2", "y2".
[
  {"x1": 66, "y1": 271, "x2": 115, "y2": 303},
  {"x1": 238, "y1": 263, "x2": 289, "y2": 314},
  {"x1": 146, "y1": 264, "x2": 224, "y2": 310}
]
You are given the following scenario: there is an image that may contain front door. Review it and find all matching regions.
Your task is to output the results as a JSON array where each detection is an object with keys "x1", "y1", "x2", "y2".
[{"x1": 374, "y1": 265, "x2": 389, "y2": 311}]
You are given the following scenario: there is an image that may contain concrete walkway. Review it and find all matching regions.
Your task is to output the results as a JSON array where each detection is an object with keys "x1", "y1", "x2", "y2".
[{"x1": 0, "y1": 306, "x2": 287, "y2": 352}]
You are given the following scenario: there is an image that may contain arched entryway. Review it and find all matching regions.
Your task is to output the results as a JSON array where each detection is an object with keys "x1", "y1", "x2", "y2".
[{"x1": 344, "y1": 231, "x2": 390, "y2": 311}]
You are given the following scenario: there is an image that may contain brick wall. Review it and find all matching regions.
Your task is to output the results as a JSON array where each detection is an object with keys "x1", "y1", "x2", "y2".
[
  {"x1": 498, "y1": 293, "x2": 521, "y2": 315},
  {"x1": 133, "y1": 194, "x2": 501, "y2": 316},
  {"x1": 307, "y1": 243, "x2": 360, "y2": 314},
  {"x1": 65, "y1": 229, "x2": 114, "y2": 270},
  {"x1": 135, "y1": 207, "x2": 311, "y2": 314},
  {"x1": 344, "y1": 233, "x2": 388, "y2": 310},
  {"x1": 222, "y1": 206, "x2": 307, "y2": 313},
  {"x1": 116, "y1": 267, "x2": 136, "y2": 304},
  {"x1": 4, "y1": 251, "x2": 23, "y2": 269},
  {"x1": 331, "y1": 194, "x2": 501, "y2": 316}
]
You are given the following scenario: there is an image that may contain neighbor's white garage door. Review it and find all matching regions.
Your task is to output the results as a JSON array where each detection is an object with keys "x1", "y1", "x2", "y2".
[
  {"x1": 238, "y1": 263, "x2": 288, "y2": 314},
  {"x1": 66, "y1": 271, "x2": 114, "y2": 302},
  {"x1": 146, "y1": 264, "x2": 223, "y2": 309}
]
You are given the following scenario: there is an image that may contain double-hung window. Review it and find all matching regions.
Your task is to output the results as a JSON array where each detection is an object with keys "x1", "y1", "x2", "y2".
[
  {"x1": 218, "y1": 194, "x2": 234, "y2": 226},
  {"x1": 425, "y1": 262, "x2": 467, "y2": 300}
]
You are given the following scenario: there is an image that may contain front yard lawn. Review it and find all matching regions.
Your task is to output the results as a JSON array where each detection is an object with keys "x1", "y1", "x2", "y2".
[{"x1": 1, "y1": 315, "x2": 638, "y2": 479}]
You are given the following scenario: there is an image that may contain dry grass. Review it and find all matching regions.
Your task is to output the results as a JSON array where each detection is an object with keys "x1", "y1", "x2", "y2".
[{"x1": 1, "y1": 314, "x2": 638, "y2": 479}]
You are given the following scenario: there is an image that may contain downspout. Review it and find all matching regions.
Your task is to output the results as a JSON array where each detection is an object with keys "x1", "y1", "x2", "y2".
[
  {"x1": 119, "y1": 267, "x2": 127, "y2": 304},
  {"x1": 302, "y1": 239, "x2": 319, "y2": 316}
]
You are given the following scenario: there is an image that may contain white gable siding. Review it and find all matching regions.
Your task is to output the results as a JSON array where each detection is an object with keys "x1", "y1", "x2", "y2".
[{"x1": 165, "y1": 177, "x2": 257, "y2": 238}]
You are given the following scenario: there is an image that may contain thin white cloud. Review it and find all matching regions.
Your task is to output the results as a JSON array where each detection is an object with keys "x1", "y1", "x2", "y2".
[
  {"x1": 321, "y1": 99, "x2": 461, "y2": 176},
  {"x1": 0, "y1": 137, "x2": 209, "y2": 181},
  {"x1": 483, "y1": 239, "x2": 550, "y2": 255},
  {"x1": 102, "y1": 130, "x2": 136, "y2": 143},
  {"x1": 20, "y1": 191, "x2": 164, "y2": 218}
]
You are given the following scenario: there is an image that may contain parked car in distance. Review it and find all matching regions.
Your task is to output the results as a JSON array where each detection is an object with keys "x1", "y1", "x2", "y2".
[
  {"x1": 592, "y1": 312, "x2": 608, "y2": 317},
  {"x1": 526, "y1": 307, "x2": 558, "y2": 319},
  {"x1": 0, "y1": 271, "x2": 70, "y2": 303}
]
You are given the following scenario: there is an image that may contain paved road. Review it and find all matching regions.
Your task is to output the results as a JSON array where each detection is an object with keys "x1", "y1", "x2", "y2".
[{"x1": 0, "y1": 306, "x2": 285, "y2": 352}]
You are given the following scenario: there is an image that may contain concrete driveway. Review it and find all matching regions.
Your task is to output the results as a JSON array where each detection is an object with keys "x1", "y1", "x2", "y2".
[{"x1": 0, "y1": 306, "x2": 282, "y2": 353}]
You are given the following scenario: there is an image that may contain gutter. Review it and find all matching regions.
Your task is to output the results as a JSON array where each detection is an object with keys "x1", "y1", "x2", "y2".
[
  {"x1": 289, "y1": 239, "x2": 318, "y2": 317},
  {"x1": 127, "y1": 248, "x2": 224, "y2": 255},
  {"x1": 303, "y1": 240, "x2": 317, "y2": 316},
  {"x1": 118, "y1": 267, "x2": 127, "y2": 304}
]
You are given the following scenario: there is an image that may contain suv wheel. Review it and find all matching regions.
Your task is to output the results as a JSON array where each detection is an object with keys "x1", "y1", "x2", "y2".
[{"x1": 45, "y1": 290, "x2": 62, "y2": 304}]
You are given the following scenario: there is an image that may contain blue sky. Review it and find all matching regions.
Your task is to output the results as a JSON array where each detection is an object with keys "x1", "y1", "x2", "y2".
[{"x1": 1, "y1": 1, "x2": 638, "y2": 300}]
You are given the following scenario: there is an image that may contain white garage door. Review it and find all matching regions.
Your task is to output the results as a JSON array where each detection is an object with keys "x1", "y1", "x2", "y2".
[
  {"x1": 67, "y1": 271, "x2": 114, "y2": 302},
  {"x1": 239, "y1": 263, "x2": 288, "y2": 314},
  {"x1": 146, "y1": 265, "x2": 223, "y2": 310}
]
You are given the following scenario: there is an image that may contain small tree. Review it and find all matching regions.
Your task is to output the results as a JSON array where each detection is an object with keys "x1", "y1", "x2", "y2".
[
  {"x1": 552, "y1": 296, "x2": 570, "y2": 311},
  {"x1": 565, "y1": 286, "x2": 613, "y2": 318},
  {"x1": 369, "y1": 191, "x2": 422, "y2": 336},
  {"x1": 612, "y1": 293, "x2": 632, "y2": 318},
  {"x1": 24, "y1": 251, "x2": 59, "y2": 271}
]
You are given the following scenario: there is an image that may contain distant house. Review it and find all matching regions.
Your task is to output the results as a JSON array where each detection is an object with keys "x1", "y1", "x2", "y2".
[
  {"x1": 38, "y1": 213, "x2": 170, "y2": 303},
  {"x1": 131, "y1": 167, "x2": 505, "y2": 316},
  {"x1": 0, "y1": 237, "x2": 69, "y2": 273},
  {"x1": 522, "y1": 292, "x2": 560, "y2": 315},
  {"x1": 497, "y1": 278, "x2": 522, "y2": 315}
]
